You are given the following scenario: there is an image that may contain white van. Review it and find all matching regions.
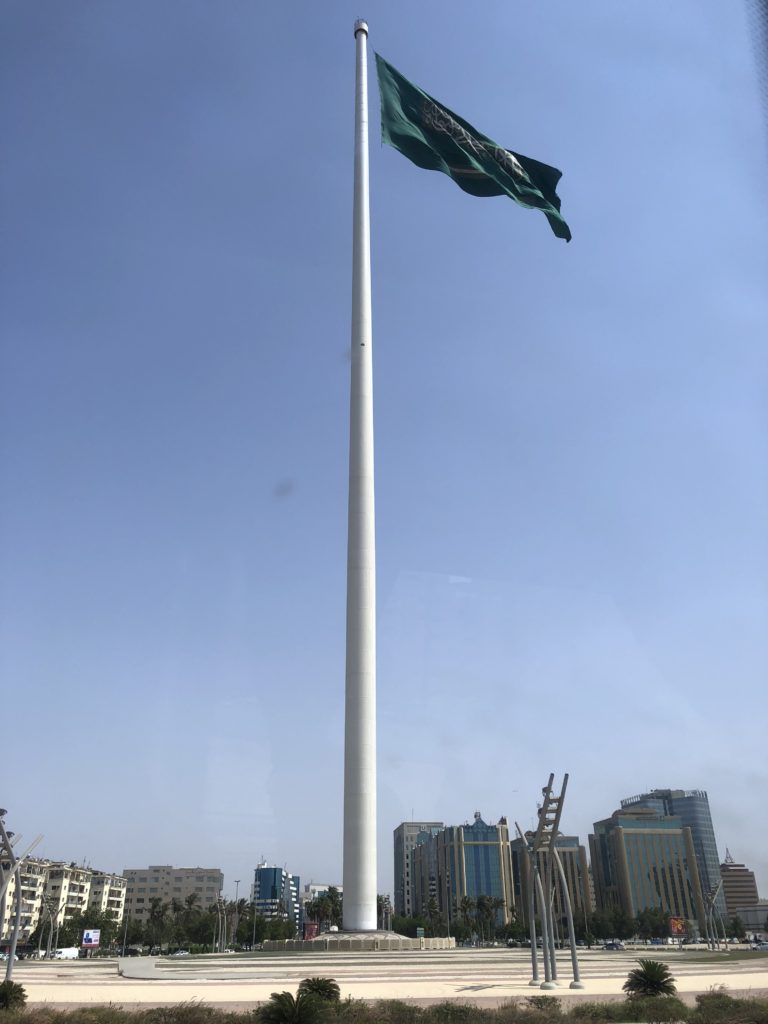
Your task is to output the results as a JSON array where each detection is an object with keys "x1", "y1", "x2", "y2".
[{"x1": 53, "y1": 948, "x2": 80, "y2": 960}]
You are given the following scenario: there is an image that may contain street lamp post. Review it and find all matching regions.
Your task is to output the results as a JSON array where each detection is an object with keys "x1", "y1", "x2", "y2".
[
  {"x1": 232, "y1": 880, "x2": 240, "y2": 948},
  {"x1": 0, "y1": 811, "x2": 43, "y2": 982}
]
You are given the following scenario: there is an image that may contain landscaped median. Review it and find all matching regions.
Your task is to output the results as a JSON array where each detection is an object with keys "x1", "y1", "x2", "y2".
[{"x1": 3, "y1": 975, "x2": 768, "y2": 1023}]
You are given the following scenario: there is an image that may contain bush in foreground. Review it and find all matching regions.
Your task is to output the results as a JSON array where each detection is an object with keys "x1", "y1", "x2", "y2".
[
  {"x1": 690, "y1": 988, "x2": 768, "y2": 1024},
  {"x1": 622, "y1": 960, "x2": 677, "y2": 999},
  {"x1": 259, "y1": 991, "x2": 327, "y2": 1024},
  {"x1": 0, "y1": 981, "x2": 27, "y2": 1011},
  {"x1": 297, "y1": 980, "x2": 341, "y2": 1004},
  {"x1": 618, "y1": 995, "x2": 688, "y2": 1022}
]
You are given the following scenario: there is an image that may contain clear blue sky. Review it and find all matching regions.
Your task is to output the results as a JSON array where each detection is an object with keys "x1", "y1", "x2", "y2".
[{"x1": 2, "y1": 1, "x2": 767, "y2": 900}]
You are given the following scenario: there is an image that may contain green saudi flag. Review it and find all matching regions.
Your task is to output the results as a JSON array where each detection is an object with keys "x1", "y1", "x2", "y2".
[{"x1": 375, "y1": 54, "x2": 571, "y2": 242}]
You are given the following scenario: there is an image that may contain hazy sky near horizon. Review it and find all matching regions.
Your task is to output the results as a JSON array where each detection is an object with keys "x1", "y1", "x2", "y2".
[{"x1": 2, "y1": 1, "x2": 767, "y2": 901}]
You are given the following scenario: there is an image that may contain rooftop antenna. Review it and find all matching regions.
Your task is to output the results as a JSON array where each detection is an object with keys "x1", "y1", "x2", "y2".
[{"x1": 725, "y1": 848, "x2": 735, "y2": 864}]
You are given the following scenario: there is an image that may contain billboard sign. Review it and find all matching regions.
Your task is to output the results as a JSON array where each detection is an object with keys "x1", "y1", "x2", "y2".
[
  {"x1": 669, "y1": 918, "x2": 686, "y2": 936},
  {"x1": 82, "y1": 928, "x2": 101, "y2": 948}
]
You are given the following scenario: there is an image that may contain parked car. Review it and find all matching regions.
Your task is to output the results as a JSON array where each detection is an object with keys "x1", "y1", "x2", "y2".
[
  {"x1": 750, "y1": 941, "x2": 768, "y2": 951},
  {"x1": 603, "y1": 941, "x2": 625, "y2": 951},
  {"x1": 171, "y1": 950, "x2": 190, "y2": 957}
]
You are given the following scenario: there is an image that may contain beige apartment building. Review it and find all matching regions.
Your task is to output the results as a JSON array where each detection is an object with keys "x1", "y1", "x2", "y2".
[
  {"x1": 87, "y1": 870, "x2": 127, "y2": 919},
  {"x1": 0, "y1": 857, "x2": 48, "y2": 942},
  {"x1": 44, "y1": 862, "x2": 93, "y2": 922},
  {"x1": 123, "y1": 865, "x2": 224, "y2": 920},
  {"x1": 1, "y1": 859, "x2": 126, "y2": 943}
]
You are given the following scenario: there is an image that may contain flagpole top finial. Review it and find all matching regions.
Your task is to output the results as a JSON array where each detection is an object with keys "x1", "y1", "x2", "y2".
[{"x1": 354, "y1": 19, "x2": 368, "y2": 37}]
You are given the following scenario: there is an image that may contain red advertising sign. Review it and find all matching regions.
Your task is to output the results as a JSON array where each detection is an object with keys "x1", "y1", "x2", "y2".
[{"x1": 669, "y1": 918, "x2": 686, "y2": 936}]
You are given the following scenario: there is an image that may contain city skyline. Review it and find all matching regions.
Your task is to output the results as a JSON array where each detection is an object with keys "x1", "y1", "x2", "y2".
[
  {"x1": 2, "y1": 1, "x2": 766, "y2": 904},
  {"x1": 8, "y1": 777, "x2": 765, "y2": 903}
]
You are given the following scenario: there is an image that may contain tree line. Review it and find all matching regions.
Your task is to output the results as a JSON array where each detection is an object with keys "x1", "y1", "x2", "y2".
[
  {"x1": 24, "y1": 886, "x2": 749, "y2": 955},
  {"x1": 389, "y1": 896, "x2": 749, "y2": 945},
  {"x1": 26, "y1": 892, "x2": 297, "y2": 954}
]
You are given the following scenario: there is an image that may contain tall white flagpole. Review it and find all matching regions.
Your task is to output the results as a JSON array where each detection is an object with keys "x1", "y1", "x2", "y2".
[{"x1": 342, "y1": 17, "x2": 377, "y2": 933}]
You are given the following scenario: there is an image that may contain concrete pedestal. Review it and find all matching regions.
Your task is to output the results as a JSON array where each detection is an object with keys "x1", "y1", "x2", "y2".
[{"x1": 263, "y1": 932, "x2": 455, "y2": 952}]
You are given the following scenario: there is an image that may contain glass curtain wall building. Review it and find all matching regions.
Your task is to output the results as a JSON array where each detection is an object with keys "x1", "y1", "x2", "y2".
[
  {"x1": 412, "y1": 811, "x2": 515, "y2": 927},
  {"x1": 620, "y1": 789, "x2": 725, "y2": 916},
  {"x1": 251, "y1": 863, "x2": 301, "y2": 930},
  {"x1": 590, "y1": 807, "x2": 706, "y2": 932}
]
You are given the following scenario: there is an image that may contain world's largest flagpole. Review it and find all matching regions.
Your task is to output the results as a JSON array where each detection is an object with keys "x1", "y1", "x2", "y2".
[{"x1": 342, "y1": 18, "x2": 377, "y2": 933}]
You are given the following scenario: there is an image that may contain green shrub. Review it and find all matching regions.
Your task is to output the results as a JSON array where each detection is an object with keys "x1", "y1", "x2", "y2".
[
  {"x1": 690, "y1": 989, "x2": 768, "y2": 1024},
  {"x1": 0, "y1": 981, "x2": 27, "y2": 1011},
  {"x1": 297, "y1": 979, "x2": 341, "y2": 1004},
  {"x1": 66, "y1": 1010, "x2": 135, "y2": 1024},
  {"x1": 422, "y1": 1004, "x2": 489, "y2": 1024},
  {"x1": 617, "y1": 995, "x2": 689, "y2": 1022},
  {"x1": 622, "y1": 960, "x2": 677, "y2": 999},
  {"x1": 524, "y1": 997, "x2": 561, "y2": 1015},
  {"x1": 259, "y1": 992, "x2": 328, "y2": 1024},
  {"x1": 567, "y1": 1002, "x2": 615, "y2": 1021},
  {"x1": 369, "y1": 1001, "x2": 423, "y2": 1024},
  {"x1": 334, "y1": 997, "x2": 377, "y2": 1024},
  {"x1": 143, "y1": 1003, "x2": 228, "y2": 1024},
  {"x1": 494, "y1": 999, "x2": 525, "y2": 1023}
]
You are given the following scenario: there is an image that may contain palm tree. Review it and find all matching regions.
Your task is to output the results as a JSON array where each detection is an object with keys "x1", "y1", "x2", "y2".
[
  {"x1": 377, "y1": 894, "x2": 391, "y2": 930},
  {"x1": 326, "y1": 887, "x2": 343, "y2": 929},
  {"x1": 490, "y1": 897, "x2": 506, "y2": 938},
  {"x1": 298, "y1": 977, "x2": 341, "y2": 1002},
  {"x1": 475, "y1": 895, "x2": 492, "y2": 943},
  {"x1": 183, "y1": 892, "x2": 200, "y2": 933},
  {"x1": 260, "y1": 991, "x2": 326, "y2": 1024},
  {"x1": 426, "y1": 897, "x2": 441, "y2": 936},
  {"x1": 306, "y1": 896, "x2": 330, "y2": 932},
  {"x1": 169, "y1": 898, "x2": 184, "y2": 948},
  {"x1": 459, "y1": 896, "x2": 475, "y2": 934},
  {"x1": 622, "y1": 959, "x2": 677, "y2": 998},
  {"x1": 146, "y1": 897, "x2": 168, "y2": 952}
]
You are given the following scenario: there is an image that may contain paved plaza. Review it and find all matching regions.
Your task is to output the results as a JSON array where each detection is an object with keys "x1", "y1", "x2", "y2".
[{"x1": 13, "y1": 948, "x2": 768, "y2": 1009}]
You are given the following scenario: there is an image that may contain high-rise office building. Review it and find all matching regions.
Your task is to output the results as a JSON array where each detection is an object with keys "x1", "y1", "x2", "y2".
[
  {"x1": 510, "y1": 833, "x2": 592, "y2": 928},
  {"x1": 620, "y1": 789, "x2": 724, "y2": 916},
  {"x1": 720, "y1": 850, "x2": 759, "y2": 920},
  {"x1": 411, "y1": 812, "x2": 515, "y2": 927},
  {"x1": 251, "y1": 863, "x2": 300, "y2": 929},
  {"x1": 590, "y1": 807, "x2": 706, "y2": 931},
  {"x1": 393, "y1": 821, "x2": 443, "y2": 916},
  {"x1": 123, "y1": 865, "x2": 223, "y2": 920}
]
